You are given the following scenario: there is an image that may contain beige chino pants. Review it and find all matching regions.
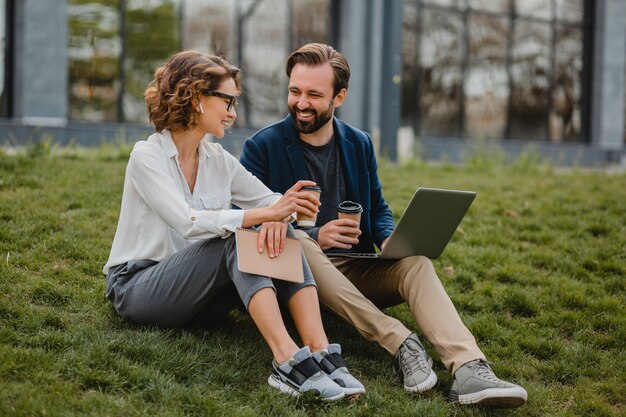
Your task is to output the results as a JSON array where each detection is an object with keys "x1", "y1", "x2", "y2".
[{"x1": 296, "y1": 230, "x2": 485, "y2": 374}]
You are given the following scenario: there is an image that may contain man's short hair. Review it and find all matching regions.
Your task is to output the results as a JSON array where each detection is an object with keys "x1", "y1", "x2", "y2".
[{"x1": 285, "y1": 43, "x2": 350, "y2": 97}]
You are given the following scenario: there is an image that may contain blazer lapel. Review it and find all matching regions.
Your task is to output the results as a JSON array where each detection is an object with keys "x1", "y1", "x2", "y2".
[
  {"x1": 334, "y1": 118, "x2": 360, "y2": 203},
  {"x1": 284, "y1": 116, "x2": 310, "y2": 181}
]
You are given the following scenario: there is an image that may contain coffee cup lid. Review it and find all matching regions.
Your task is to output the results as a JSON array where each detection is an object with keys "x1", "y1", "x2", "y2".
[
  {"x1": 337, "y1": 201, "x2": 363, "y2": 213},
  {"x1": 301, "y1": 185, "x2": 322, "y2": 192}
]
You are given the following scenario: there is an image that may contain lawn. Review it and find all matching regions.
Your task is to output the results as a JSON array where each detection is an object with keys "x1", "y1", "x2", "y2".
[{"x1": 0, "y1": 145, "x2": 624, "y2": 416}]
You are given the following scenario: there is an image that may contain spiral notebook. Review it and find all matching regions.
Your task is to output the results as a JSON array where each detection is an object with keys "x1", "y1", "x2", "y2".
[{"x1": 235, "y1": 228, "x2": 304, "y2": 283}]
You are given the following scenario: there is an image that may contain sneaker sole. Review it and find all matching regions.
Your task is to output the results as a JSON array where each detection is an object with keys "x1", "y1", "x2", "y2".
[
  {"x1": 341, "y1": 387, "x2": 366, "y2": 396},
  {"x1": 452, "y1": 387, "x2": 527, "y2": 408},
  {"x1": 267, "y1": 374, "x2": 345, "y2": 401},
  {"x1": 404, "y1": 369, "x2": 437, "y2": 393}
]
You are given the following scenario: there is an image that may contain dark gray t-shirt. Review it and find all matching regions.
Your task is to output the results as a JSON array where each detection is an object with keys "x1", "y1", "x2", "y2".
[{"x1": 300, "y1": 137, "x2": 347, "y2": 242}]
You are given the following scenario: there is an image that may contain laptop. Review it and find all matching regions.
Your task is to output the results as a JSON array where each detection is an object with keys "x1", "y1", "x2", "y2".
[{"x1": 328, "y1": 187, "x2": 476, "y2": 260}]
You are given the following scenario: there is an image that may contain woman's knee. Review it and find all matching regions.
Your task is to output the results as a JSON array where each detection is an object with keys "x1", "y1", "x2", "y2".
[{"x1": 245, "y1": 284, "x2": 277, "y2": 310}]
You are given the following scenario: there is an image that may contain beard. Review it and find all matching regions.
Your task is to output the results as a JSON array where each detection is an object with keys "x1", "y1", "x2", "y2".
[{"x1": 289, "y1": 100, "x2": 335, "y2": 134}]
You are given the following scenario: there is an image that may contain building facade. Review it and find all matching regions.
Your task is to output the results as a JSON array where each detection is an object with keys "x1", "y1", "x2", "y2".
[{"x1": 1, "y1": 0, "x2": 624, "y2": 165}]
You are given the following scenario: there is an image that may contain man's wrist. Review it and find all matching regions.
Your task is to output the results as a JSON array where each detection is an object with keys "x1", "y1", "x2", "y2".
[{"x1": 297, "y1": 226, "x2": 319, "y2": 242}]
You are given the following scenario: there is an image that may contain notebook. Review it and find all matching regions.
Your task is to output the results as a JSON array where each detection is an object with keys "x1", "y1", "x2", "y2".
[
  {"x1": 328, "y1": 187, "x2": 476, "y2": 260},
  {"x1": 235, "y1": 228, "x2": 304, "y2": 283}
]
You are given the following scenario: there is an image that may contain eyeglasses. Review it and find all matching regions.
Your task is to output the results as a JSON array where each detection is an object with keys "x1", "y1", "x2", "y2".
[{"x1": 203, "y1": 90, "x2": 239, "y2": 112}]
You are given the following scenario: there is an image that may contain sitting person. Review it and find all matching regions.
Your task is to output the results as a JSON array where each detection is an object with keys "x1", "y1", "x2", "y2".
[
  {"x1": 103, "y1": 50, "x2": 364, "y2": 400},
  {"x1": 240, "y1": 43, "x2": 527, "y2": 408}
]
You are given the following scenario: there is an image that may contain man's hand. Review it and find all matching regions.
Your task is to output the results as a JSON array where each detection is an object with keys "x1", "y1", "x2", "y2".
[
  {"x1": 317, "y1": 219, "x2": 361, "y2": 250},
  {"x1": 380, "y1": 237, "x2": 390, "y2": 250},
  {"x1": 258, "y1": 221, "x2": 288, "y2": 258}
]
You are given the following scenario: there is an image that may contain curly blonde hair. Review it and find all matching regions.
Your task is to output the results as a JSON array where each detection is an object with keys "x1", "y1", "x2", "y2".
[{"x1": 145, "y1": 50, "x2": 242, "y2": 132}]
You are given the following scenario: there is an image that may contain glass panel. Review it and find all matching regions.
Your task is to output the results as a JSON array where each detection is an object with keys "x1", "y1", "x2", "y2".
[
  {"x1": 123, "y1": 0, "x2": 181, "y2": 123},
  {"x1": 291, "y1": 0, "x2": 330, "y2": 49},
  {"x1": 0, "y1": 0, "x2": 6, "y2": 116},
  {"x1": 241, "y1": 0, "x2": 289, "y2": 127},
  {"x1": 556, "y1": 0, "x2": 583, "y2": 22},
  {"x1": 237, "y1": 0, "x2": 329, "y2": 128},
  {"x1": 464, "y1": 14, "x2": 509, "y2": 139},
  {"x1": 184, "y1": 0, "x2": 329, "y2": 129},
  {"x1": 68, "y1": 0, "x2": 122, "y2": 121},
  {"x1": 509, "y1": 20, "x2": 551, "y2": 140},
  {"x1": 551, "y1": 25, "x2": 582, "y2": 141},
  {"x1": 183, "y1": 1, "x2": 235, "y2": 57},
  {"x1": 401, "y1": 0, "x2": 419, "y2": 125},
  {"x1": 418, "y1": 8, "x2": 464, "y2": 136},
  {"x1": 422, "y1": 0, "x2": 461, "y2": 8},
  {"x1": 516, "y1": 0, "x2": 552, "y2": 20},
  {"x1": 468, "y1": 0, "x2": 510, "y2": 14}
]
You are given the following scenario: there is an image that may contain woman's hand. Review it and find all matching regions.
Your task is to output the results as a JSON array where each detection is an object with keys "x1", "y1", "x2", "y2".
[
  {"x1": 258, "y1": 221, "x2": 288, "y2": 258},
  {"x1": 270, "y1": 180, "x2": 320, "y2": 221},
  {"x1": 242, "y1": 180, "x2": 320, "y2": 228}
]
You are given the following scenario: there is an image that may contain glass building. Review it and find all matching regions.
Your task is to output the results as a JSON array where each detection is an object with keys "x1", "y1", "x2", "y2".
[{"x1": 1, "y1": 0, "x2": 624, "y2": 165}]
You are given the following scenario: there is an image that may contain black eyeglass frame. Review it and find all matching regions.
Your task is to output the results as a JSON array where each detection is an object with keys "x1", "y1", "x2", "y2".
[{"x1": 203, "y1": 90, "x2": 239, "y2": 112}]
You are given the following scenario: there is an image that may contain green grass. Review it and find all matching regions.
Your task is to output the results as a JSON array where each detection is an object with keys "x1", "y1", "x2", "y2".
[{"x1": 1, "y1": 146, "x2": 625, "y2": 416}]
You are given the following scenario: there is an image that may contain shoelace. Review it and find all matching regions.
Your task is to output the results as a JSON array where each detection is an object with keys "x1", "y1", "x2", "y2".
[
  {"x1": 474, "y1": 360, "x2": 502, "y2": 383},
  {"x1": 400, "y1": 341, "x2": 429, "y2": 374}
]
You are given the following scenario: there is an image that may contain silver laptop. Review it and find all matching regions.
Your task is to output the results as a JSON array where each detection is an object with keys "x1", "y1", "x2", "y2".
[{"x1": 328, "y1": 187, "x2": 476, "y2": 260}]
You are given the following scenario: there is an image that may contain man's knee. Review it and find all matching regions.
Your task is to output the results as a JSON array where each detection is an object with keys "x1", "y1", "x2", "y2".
[
  {"x1": 295, "y1": 229, "x2": 323, "y2": 253},
  {"x1": 399, "y1": 256, "x2": 438, "y2": 281}
]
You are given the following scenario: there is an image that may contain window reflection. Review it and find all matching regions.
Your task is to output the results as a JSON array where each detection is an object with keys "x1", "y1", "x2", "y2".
[
  {"x1": 419, "y1": 9, "x2": 464, "y2": 136},
  {"x1": 244, "y1": 0, "x2": 329, "y2": 127},
  {"x1": 422, "y1": 0, "x2": 461, "y2": 8},
  {"x1": 66, "y1": 0, "x2": 329, "y2": 127},
  {"x1": 235, "y1": 1, "x2": 289, "y2": 128},
  {"x1": 465, "y1": 14, "x2": 509, "y2": 139},
  {"x1": 552, "y1": 25, "x2": 582, "y2": 141},
  {"x1": 468, "y1": 0, "x2": 509, "y2": 13},
  {"x1": 403, "y1": 0, "x2": 588, "y2": 142},
  {"x1": 510, "y1": 20, "x2": 551, "y2": 140},
  {"x1": 123, "y1": 0, "x2": 181, "y2": 123},
  {"x1": 401, "y1": 0, "x2": 419, "y2": 126},
  {"x1": 291, "y1": 0, "x2": 330, "y2": 50},
  {"x1": 516, "y1": 0, "x2": 553, "y2": 20},
  {"x1": 68, "y1": 0, "x2": 122, "y2": 121},
  {"x1": 556, "y1": 0, "x2": 583, "y2": 22},
  {"x1": 183, "y1": 1, "x2": 233, "y2": 58}
]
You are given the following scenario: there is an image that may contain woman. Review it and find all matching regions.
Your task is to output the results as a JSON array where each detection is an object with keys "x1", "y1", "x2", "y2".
[{"x1": 103, "y1": 50, "x2": 364, "y2": 400}]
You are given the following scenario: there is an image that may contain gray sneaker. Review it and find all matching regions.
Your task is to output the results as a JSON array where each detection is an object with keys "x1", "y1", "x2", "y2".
[
  {"x1": 393, "y1": 333, "x2": 437, "y2": 393},
  {"x1": 312, "y1": 343, "x2": 366, "y2": 396},
  {"x1": 268, "y1": 346, "x2": 345, "y2": 401},
  {"x1": 449, "y1": 359, "x2": 527, "y2": 408}
]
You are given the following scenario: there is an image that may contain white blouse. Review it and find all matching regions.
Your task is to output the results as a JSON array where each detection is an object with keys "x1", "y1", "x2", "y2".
[{"x1": 103, "y1": 130, "x2": 281, "y2": 274}]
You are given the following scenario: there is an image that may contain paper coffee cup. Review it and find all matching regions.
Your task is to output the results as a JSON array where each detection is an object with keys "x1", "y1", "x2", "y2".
[
  {"x1": 297, "y1": 185, "x2": 321, "y2": 227},
  {"x1": 337, "y1": 201, "x2": 363, "y2": 237}
]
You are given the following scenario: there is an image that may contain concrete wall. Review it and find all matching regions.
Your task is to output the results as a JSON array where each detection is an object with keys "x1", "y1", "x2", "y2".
[
  {"x1": 591, "y1": 0, "x2": 626, "y2": 155},
  {"x1": 12, "y1": 0, "x2": 68, "y2": 125}
]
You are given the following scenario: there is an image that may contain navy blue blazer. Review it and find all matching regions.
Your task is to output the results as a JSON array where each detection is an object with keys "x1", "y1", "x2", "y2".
[{"x1": 240, "y1": 114, "x2": 395, "y2": 253}]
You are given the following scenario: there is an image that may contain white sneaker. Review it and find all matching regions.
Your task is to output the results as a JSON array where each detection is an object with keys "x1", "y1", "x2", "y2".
[
  {"x1": 312, "y1": 343, "x2": 366, "y2": 395},
  {"x1": 268, "y1": 346, "x2": 345, "y2": 401}
]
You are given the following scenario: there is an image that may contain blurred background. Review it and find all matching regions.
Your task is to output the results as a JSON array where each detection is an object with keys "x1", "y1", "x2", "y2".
[{"x1": 0, "y1": 0, "x2": 624, "y2": 165}]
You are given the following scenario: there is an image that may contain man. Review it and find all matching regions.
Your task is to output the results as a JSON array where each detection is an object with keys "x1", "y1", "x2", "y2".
[{"x1": 240, "y1": 43, "x2": 527, "y2": 408}]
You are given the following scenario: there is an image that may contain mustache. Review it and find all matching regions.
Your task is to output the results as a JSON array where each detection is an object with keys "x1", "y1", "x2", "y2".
[{"x1": 292, "y1": 106, "x2": 317, "y2": 116}]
